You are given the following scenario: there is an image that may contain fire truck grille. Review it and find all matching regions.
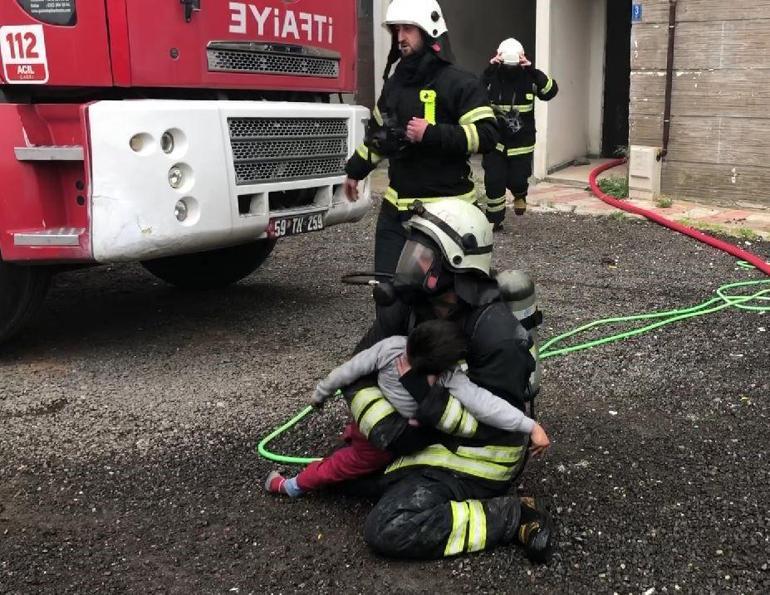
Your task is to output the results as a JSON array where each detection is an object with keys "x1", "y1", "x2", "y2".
[
  {"x1": 208, "y1": 48, "x2": 339, "y2": 78},
  {"x1": 228, "y1": 117, "x2": 348, "y2": 185}
]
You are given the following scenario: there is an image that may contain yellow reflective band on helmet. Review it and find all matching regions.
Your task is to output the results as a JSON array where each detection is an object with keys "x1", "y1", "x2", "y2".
[
  {"x1": 356, "y1": 144, "x2": 383, "y2": 164},
  {"x1": 461, "y1": 124, "x2": 479, "y2": 153},
  {"x1": 359, "y1": 399, "x2": 397, "y2": 438},
  {"x1": 350, "y1": 387, "x2": 385, "y2": 422},
  {"x1": 420, "y1": 89, "x2": 437, "y2": 125},
  {"x1": 373, "y1": 105, "x2": 384, "y2": 126},
  {"x1": 386, "y1": 444, "x2": 515, "y2": 482},
  {"x1": 507, "y1": 145, "x2": 535, "y2": 156},
  {"x1": 437, "y1": 396, "x2": 463, "y2": 434},
  {"x1": 456, "y1": 445, "x2": 525, "y2": 465},
  {"x1": 444, "y1": 501, "x2": 469, "y2": 557},
  {"x1": 541, "y1": 78, "x2": 554, "y2": 94},
  {"x1": 383, "y1": 187, "x2": 477, "y2": 211},
  {"x1": 467, "y1": 500, "x2": 487, "y2": 552},
  {"x1": 459, "y1": 106, "x2": 495, "y2": 125},
  {"x1": 513, "y1": 104, "x2": 534, "y2": 113},
  {"x1": 456, "y1": 409, "x2": 478, "y2": 438}
]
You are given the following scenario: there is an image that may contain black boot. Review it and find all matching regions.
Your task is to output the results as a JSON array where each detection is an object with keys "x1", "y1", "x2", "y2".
[{"x1": 517, "y1": 497, "x2": 554, "y2": 563}]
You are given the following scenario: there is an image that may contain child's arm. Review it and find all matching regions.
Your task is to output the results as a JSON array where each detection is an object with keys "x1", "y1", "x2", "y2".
[
  {"x1": 311, "y1": 340, "x2": 386, "y2": 407},
  {"x1": 443, "y1": 371, "x2": 536, "y2": 434}
]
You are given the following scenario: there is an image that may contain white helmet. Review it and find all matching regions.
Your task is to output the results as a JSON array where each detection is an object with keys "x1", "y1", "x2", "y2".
[
  {"x1": 384, "y1": 0, "x2": 448, "y2": 39},
  {"x1": 405, "y1": 200, "x2": 493, "y2": 276},
  {"x1": 497, "y1": 38, "x2": 525, "y2": 65}
]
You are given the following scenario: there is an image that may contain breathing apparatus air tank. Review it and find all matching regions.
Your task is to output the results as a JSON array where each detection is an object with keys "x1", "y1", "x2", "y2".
[{"x1": 495, "y1": 270, "x2": 542, "y2": 399}]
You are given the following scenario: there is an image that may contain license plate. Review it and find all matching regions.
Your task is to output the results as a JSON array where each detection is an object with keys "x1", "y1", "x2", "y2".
[{"x1": 268, "y1": 213, "x2": 324, "y2": 238}]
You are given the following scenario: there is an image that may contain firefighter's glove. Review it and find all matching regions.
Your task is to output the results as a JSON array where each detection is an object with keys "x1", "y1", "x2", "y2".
[{"x1": 365, "y1": 113, "x2": 409, "y2": 159}]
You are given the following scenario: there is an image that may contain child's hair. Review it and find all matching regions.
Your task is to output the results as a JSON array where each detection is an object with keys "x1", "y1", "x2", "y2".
[{"x1": 406, "y1": 319, "x2": 467, "y2": 375}]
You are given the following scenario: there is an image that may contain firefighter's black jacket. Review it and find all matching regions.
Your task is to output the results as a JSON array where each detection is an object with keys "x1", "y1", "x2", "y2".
[
  {"x1": 482, "y1": 63, "x2": 558, "y2": 153},
  {"x1": 346, "y1": 50, "x2": 498, "y2": 209}
]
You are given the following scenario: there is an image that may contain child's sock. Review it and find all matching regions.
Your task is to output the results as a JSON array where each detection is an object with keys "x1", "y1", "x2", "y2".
[{"x1": 264, "y1": 471, "x2": 304, "y2": 497}]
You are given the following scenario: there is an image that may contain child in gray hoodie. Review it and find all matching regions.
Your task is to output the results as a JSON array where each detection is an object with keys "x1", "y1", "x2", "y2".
[{"x1": 266, "y1": 319, "x2": 549, "y2": 497}]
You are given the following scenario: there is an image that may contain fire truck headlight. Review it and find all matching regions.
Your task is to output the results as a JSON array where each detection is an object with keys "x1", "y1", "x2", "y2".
[
  {"x1": 174, "y1": 200, "x2": 188, "y2": 222},
  {"x1": 161, "y1": 132, "x2": 175, "y2": 154},
  {"x1": 168, "y1": 165, "x2": 184, "y2": 189}
]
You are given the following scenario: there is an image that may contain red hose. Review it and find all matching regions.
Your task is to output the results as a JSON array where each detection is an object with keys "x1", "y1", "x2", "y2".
[{"x1": 589, "y1": 159, "x2": 770, "y2": 276}]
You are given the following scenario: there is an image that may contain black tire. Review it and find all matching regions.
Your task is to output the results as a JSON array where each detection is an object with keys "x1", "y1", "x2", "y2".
[
  {"x1": 141, "y1": 240, "x2": 277, "y2": 289},
  {"x1": 0, "y1": 260, "x2": 51, "y2": 344}
]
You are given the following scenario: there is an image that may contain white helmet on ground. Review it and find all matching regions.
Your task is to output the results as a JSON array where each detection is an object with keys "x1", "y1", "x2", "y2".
[
  {"x1": 384, "y1": 0, "x2": 448, "y2": 39},
  {"x1": 497, "y1": 38, "x2": 525, "y2": 65},
  {"x1": 405, "y1": 200, "x2": 493, "y2": 276}
]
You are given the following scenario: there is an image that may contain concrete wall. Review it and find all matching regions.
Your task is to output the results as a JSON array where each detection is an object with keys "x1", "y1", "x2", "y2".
[
  {"x1": 542, "y1": 0, "x2": 604, "y2": 172},
  {"x1": 630, "y1": 0, "x2": 770, "y2": 206}
]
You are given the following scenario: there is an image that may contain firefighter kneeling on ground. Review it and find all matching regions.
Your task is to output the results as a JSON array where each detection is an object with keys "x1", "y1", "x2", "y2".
[
  {"x1": 346, "y1": 199, "x2": 554, "y2": 561},
  {"x1": 344, "y1": 0, "x2": 498, "y2": 278},
  {"x1": 481, "y1": 38, "x2": 558, "y2": 228}
]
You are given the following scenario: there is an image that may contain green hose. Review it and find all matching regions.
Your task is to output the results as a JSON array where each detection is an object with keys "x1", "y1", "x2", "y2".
[{"x1": 259, "y1": 264, "x2": 770, "y2": 465}]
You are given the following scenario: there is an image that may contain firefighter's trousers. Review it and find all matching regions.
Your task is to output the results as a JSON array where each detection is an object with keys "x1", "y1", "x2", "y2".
[
  {"x1": 363, "y1": 468, "x2": 521, "y2": 559},
  {"x1": 374, "y1": 201, "x2": 411, "y2": 279},
  {"x1": 481, "y1": 151, "x2": 534, "y2": 224}
]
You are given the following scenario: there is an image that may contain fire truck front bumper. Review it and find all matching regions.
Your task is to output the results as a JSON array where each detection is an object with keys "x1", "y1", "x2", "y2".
[{"x1": 87, "y1": 100, "x2": 371, "y2": 263}]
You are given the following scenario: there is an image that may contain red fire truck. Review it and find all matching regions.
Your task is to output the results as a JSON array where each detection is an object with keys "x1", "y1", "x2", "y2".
[{"x1": 0, "y1": 0, "x2": 370, "y2": 343}]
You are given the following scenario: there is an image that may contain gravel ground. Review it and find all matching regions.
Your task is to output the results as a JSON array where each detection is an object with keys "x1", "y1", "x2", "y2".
[{"x1": 1, "y1": 197, "x2": 768, "y2": 594}]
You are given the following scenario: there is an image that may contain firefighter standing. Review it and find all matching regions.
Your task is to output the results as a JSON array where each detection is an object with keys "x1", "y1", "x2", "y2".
[
  {"x1": 481, "y1": 38, "x2": 558, "y2": 227},
  {"x1": 342, "y1": 199, "x2": 554, "y2": 561},
  {"x1": 344, "y1": 0, "x2": 498, "y2": 277}
]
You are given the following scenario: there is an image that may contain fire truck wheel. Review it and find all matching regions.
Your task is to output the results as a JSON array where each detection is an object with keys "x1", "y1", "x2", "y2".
[
  {"x1": 140, "y1": 240, "x2": 277, "y2": 289},
  {"x1": 0, "y1": 260, "x2": 51, "y2": 343}
]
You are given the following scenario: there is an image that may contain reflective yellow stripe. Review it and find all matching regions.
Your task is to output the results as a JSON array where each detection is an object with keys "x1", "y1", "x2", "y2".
[
  {"x1": 461, "y1": 124, "x2": 479, "y2": 153},
  {"x1": 356, "y1": 144, "x2": 383, "y2": 164},
  {"x1": 495, "y1": 143, "x2": 505, "y2": 152},
  {"x1": 459, "y1": 106, "x2": 495, "y2": 125},
  {"x1": 420, "y1": 89, "x2": 437, "y2": 125},
  {"x1": 386, "y1": 444, "x2": 515, "y2": 482},
  {"x1": 507, "y1": 145, "x2": 535, "y2": 156},
  {"x1": 350, "y1": 387, "x2": 385, "y2": 422},
  {"x1": 437, "y1": 396, "x2": 463, "y2": 434},
  {"x1": 492, "y1": 104, "x2": 532, "y2": 113},
  {"x1": 486, "y1": 202, "x2": 506, "y2": 213},
  {"x1": 456, "y1": 409, "x2": 478, "y2": 438},
  {"x1": 541, "y1": 78, "x2": 554, "y2": 94},
  {"x1": 485, "y1": 194, "x2": 506, "y2": 206},
  {"x1": 526, "y1": 93, "x2": 535, "y2": 100},
  {"x1": 456, "y1": 445, "x2": 525, "y2": 464},
  {"x1": 462, "y1": 125, "x2": 473, "y2": 153},
  {"x1": 467, "y1": 500, "x2": 487, "y2": 553},
  {"x1": 373, "y1": 105, "x2": 384, "y2": 126},
  {"x1": 383, "y1": 187, "x2": 477, "y2": 211},
  {"x1": 444, "y1": 501, "x2": 469, "y2": 557},
  {"x1": 359, "y1": 399, "x2": 397, "y2": 437}
]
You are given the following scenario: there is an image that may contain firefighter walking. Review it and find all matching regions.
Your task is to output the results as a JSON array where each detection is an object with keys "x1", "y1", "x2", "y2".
[
  {"x1": 344, "y1": 0, "x2": 498, "y2": 277},
  {"x1": 481, "y1": 38, "x2": 558, "y2": 228}
]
